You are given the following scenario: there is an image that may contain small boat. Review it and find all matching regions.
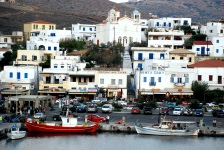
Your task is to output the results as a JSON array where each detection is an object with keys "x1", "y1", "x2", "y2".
[
  {"x1": 26, "y1": 110, "x2": 99, "y2": 133},
  {"x1": 135, "y1": 116, "x2": 199, "y2": 136},
  {"x1": 7, "y1": 125, "x2": 26, "y2": 140}
]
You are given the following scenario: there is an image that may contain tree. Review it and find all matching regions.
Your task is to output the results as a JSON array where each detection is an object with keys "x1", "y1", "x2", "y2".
[
  {"x1": 184, "y1": 34, "x2": 207, "y2": 49},
  {"x1": 191, "y1": 80, "x2": 209, "y2": 102},
  {"x1": 59, "y1": 38, "x2": 85, "y2": 52}
]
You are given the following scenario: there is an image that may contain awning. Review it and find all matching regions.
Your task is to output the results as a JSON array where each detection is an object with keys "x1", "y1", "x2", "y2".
[
  {"x1": 41, "y1": 74, "x2": 50, "y2": 77},
  {"x1": 1, "y1": 90, "x2": 28, "y2": 94},
  {"x1": 165, "y1": 88, "x2": 193, "y2": 95},
  {"x1": 38, "y1": 91, "x2": 66, "y2": 94},
  {"x1": 68, "y1": 92, "x2": 96, "y2": 95}
]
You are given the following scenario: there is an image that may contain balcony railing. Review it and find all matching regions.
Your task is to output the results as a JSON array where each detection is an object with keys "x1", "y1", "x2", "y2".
[
  {"x1": 149, "y1": 82, "x2": 156, "y2": 86},
  {"x1": 174, "y1": 83, "x2": 185, "y2": 86}
]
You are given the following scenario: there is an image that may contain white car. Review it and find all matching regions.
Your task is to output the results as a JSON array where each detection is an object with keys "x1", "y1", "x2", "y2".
[
  {"x1": 206, "y1": 102, "x2": 215, "y2": 107},
  {"x1": 102, "y1": 104, "x2": 113, "y2": 113},
  {"x1": 173, "y1": 107, "x2": 183, "y2": 116},
  {"x1": 33, "y1": 113, "x2": 46, "y2": 121}
]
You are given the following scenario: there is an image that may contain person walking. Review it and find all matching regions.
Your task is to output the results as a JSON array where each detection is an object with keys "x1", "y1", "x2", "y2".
[
  {"x1": 106, "y1": 115, "x2": 110, "y2": 124},
  {"x1": 213, "y1": 119, "x2": 216, "y2": 127},
  {"x1": 85, "y1": 115, "x2": 88, "y2": 123}
]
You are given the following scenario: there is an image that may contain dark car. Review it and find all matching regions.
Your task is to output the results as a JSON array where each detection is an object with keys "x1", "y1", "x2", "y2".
[
  {"x1": 194, "y1": 109, "x2": 203, "y2": 116},
  {"x1": 159, "y1": 107, "x2": 169, "y2": 115},
  {"x1": 52, "y1": 115, "x2": 62, "y2": 121},
  {"x1": 212, "y1": 109, "x2": 224, "y2": 117},
  {"x1": 143, "y1": 107, "x2": 152, "y2": 115}
]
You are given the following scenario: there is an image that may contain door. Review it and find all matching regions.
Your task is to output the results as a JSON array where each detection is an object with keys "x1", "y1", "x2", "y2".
[
  {"x1": 17, "y1": 72, "x2": 20, "y2": 80},
  {"x1": 138, "y1": 63, "x2": 142, "y2": 69},
  {"x1": 160, "y1": 53, "x2": 165, "y2": 59},
  {"x1": 150, "y1": 77, "x2": 155, "y2": 85},
  {"x1": 149, "y1": 53, "x2": 153, "y2": 59},
  {"x1": 218, "y1": 76, "x2": 222, "y2": 84},
  {"x1": 201, "y1": 47, "x2": 205, "y2": 55}
]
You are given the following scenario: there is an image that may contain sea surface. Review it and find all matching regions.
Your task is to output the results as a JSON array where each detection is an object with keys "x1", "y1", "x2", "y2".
[{"x1": 0, "y1": 132, "x2": 223, "y2": 150}]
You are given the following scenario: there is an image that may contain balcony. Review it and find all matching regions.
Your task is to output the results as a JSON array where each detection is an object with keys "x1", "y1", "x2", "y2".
[
  {"x1": 149, "y1": 82, "x2": 156, "y2": 86},
  {"x1": 174, "y1": 83, "x2": 185, "y2": 87}
]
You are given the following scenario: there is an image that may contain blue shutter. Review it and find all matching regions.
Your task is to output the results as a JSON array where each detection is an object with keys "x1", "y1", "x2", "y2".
[
  {"x1": 201, "y1": 47, "x2": 205, "y2": 55},
  {"x1": 83, "y1": 27, "x2": 85, "y2": 31},
  {"x1": 144, "y1": 77, "x2": 147, "y2": 82},
  {"x1": 149, "y1": 53, "x2": 153, "y2": 59},
  {"x1": 138, "y1": 53, "x2": 143, "y2": 60},
  {"x1": 163, "y1": 22, "x2": 166, "y2": 26},
  {"x1": 24, "y1": 73, "x2": 28, "y2": 78},
  {"x1": 89, "y1": 28, "x2": 92, "y2": 31},
  {"x1": 54, "y1": 66, "x2": 57, "y2": 68},
  {"x1": 138, "y1": 63, "x2": 142, "y2": 69},
  {"x1": 9, "y1": 72, "x2": 13, "y2": 78},
  {"x1": 156, "y1": 22, "x2": 159, "y2": 26},
  {"x1": 196, "y1": 48, "x2": 200, "y2": 51},
  {"x1": 17, "y1": 72, "x2": 20, "y2": 80},
  {"x1": 48, "y1": 46, "x2": 51, "y2": 50},
  {"x1": 216, "y1": 49, "x2": 219, "y2": 53},
  {"x1": 54, "y1": 47, "x2": 57, "y2": 50},
  {"x1": 160, "y1": 53, "x2": 165, "y2": 59},
  {"x1": 169, "y1": 23, "x2": 171, "y2": 27}
]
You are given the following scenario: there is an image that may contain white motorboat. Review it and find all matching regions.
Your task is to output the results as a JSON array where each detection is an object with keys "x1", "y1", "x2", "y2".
[
  {"x1": 135, "y1": 116, "x2": 199, "y2": 136},
  {"x1": 7, "y1": 125, "x2": 26, "y2": 140}
]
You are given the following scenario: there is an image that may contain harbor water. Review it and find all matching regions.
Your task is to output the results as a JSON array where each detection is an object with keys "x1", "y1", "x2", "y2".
[{"x1": 0, "y1": 132, "x2": 223, "y2": 150}]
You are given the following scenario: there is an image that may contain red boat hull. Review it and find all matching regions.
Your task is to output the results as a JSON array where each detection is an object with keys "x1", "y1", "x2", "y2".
[{"x1": 26, "y1": 121, "x2": 99, "y2": 133}]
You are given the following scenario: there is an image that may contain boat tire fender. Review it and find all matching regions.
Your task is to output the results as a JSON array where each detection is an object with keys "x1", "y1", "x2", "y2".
[{"x1": 127, "y1": 127, "x2": 131, "y2": 132}]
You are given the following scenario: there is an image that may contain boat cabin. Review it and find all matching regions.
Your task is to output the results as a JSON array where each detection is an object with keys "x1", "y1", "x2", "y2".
[{"x1": 61, "y1": 117, "x2": 78, "y2": 127}]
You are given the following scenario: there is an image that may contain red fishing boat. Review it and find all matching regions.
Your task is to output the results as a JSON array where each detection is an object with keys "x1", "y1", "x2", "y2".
[{"x1": 26, "y1": 114, "x2": 99, "y2": 133}]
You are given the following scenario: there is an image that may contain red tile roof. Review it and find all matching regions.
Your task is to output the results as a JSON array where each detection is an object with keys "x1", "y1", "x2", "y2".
[
  {"x1": 194, "y1": 40, "x2": 213, "y2": 45},
  {"x1": 188, "y1": 60, "x2": 224, "y2": 68},
  {"x1": 26, "y1": 20, "x2": 55, "y2": 24},
  {"x1": 112, "y1": 7, "x2": 120, "y2": 12}
]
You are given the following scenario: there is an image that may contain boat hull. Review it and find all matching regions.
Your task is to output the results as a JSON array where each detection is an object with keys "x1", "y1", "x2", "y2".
[
  {"x1": 26, "y1": 121, "x2": 98, "y2": 133},
  {"x1": 7, "y1": 132, "x2": 26, "y2": 140},
  {"x1": 135, "y1": 126, "x2": 199, "y2": 136}
]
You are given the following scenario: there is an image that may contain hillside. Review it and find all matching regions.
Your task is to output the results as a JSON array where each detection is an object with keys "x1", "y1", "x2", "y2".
[
  {"x1": 0, "y1": 0, "x2": 223, "y2": 35},
  {"x1": 125, "y1": 0, "x2": 224, "y2": 23}
]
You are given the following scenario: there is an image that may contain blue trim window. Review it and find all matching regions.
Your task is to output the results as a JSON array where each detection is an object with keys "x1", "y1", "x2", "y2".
[
  {"x1": 61, "y1": 66, "x2": 64, "y2": 68},
  {"x1": 54, "y1": 47, "x2": 57, "y2": 51},
  {"x1": 216, "y1": 40, "x2": 219, "y2": 43},
  {"x1": 100, "y1": 79, "x2": 104, "y2": 84},
  {"x1": 185, "y1": 77, "x2": 189, "y2": 83},
  {"x1": 207, "y1": 48, "x2": 210, "y2": 51},
  {"x1": 83, "y1": 27, "x2": 85, "y2": 31},
  {"x1": 89, "y1": 28, "x2": 92, "y2": 31},
  {"x1": 196, "y1": 48, "x2": 200, "y2": 51},
  {"x1": 143, "y1": 77, "x2": 147, "y2": 82},
  {"x1": 24, "y1": 73, "x2": 28, "y2": 78},
  {"x1": 9, "y1": 72, "x2": 13, "y2": 78},
  {"x1": 156, "y1": 22, "x2": 159, "y2": 26},
  {"x1": 149, "y1": 53, "x2": 153, "y2": 59},
  {"x1": 17, "y1": 72, "x2": 20, "y2": 80},
  {"x1": 48, "y1": 46, "x2": 51, "y2": 50},
  {"x1": 54, "y1": 66, "x2": 58, "y2": 68},
  {"x1": 137, "y1": 63, "x2": 142, "y2": 69},
  {"x1": 158, "y1": 77, "x2": 161, "y2": 82},
  {"x1": 50, "y1": 33, "x2": 56, "y2": 36},
  {"x1": 216, "y1": 49, "x2": 219, "y2": 53},
  {"x1": 138, "y1": 53, "x2": 143, "y2": 60},
  {"x1": 170, "y1": 77, "x2": 174, "y2": 83}
]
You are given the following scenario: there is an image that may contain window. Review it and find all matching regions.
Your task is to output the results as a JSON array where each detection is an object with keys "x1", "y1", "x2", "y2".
[
  {"x1": 138, "y1": 53, "x2": 143, "y2": 60},
  {"x1": 198, "y1": 75, "x2": 202, "y2": 81},
  {"x1": 48, "y1": 46, "x2": 51, "y2": 50},
  {"x1": 180, "y1": 57, "x2": 183, "y2": 60},
  {"x1": 50, "y1": 33, "x2": 56, "y2": 36},
  {"x1": 111, "y1": 79, "x2": 115, "y2": 85},
  {"x1": 143, "y1": 77, "x2": 147, "y2": 82},
  {"x1": 172, "y1": 57, "x2": 175, "y2": 60},
  {"x1": 209, "y1": 75, "x2": 213, "y2": 81},
  {"x1": 54, "y1": 47, "x2": 57, "y2": 51},
  {"x1": 42, "y1": 25, "x2": 45, "y2": 30},
  {"x1": 118, "y1": 79, "x2": 122, "y2": 85},
  {"x1": 185, "y1": 77, "x2": 189, "y2": 83},
  {"x1": 24, "y1": 73, "x2": 28, "y2": 78},
  {"x1": 137, "y1": 63, "x2": 142, "y2": 69},
  {"x1": 33, "y1": 24, "x2": 35, "y2": 29},
  {"x1": 170, "y1": 77, "x2": 174, "y2": 83},
  {"x1": 216, "y1": 49, "x2": 219, "y2": 53},
  {"x1": 32, "y1": 55, "x2": 37, "y2": 61},
  {"x1": 221, "y1": 30, "x2": 223, "y2": 33},
  {"x1": 149, "y1": 53, "x2": 153, "y2": 59},
  {"x1": 9, "y1": 72, "x2": 13, "y2": 78},
  {"x1": 4, "y1": 38, "x2": 7, "y2": 42},
  {"x1": 196, "y1": 48, "x2": 200, "y2": 51},
  {"x1": 189, "y1": 57, "x2": 192, "y2": 62},
  {"x1": 177, "y1": 78, "x2": 182, "y2": 83},
  {"x1": 52, "y1": 26, "x2": 54, "y2": 30},
  {"x1": 22, "y1": 55, "x2": 27, "y2": 61},
  {"x1": 83, "y1": 27, "x2": 85, "y2": 31},
  {"x1": 100, "y1": 79, "x2": 104, "y2": 84},
  {"x1": 158, "y1": 77, "x2": 161, "y2": 82},
  {"x1": 89, "y1": 28, "x2": 92, "y2": 31},
  {"x1": 216, "y1": 40, "x2": 219, "y2": 43},
  {"x1": 61, "y1": 66, "x2": 64, "y2": 68},
  {"x1": 36, "y1": 25, "x2": 38, "y2": 29},
  {"x1": 17, "y1": 72, "x2": 20, "y2": 80},
  {"x1": 54, "y1": 65, "x2": 58, "y2": 68}
]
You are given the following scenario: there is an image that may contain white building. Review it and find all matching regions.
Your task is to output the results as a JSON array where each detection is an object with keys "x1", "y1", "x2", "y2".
[
  {"x1": 140, "y1": 19, "x2": 148, "y2": 42},
  {"x1": 96, "y1": 70, "x2": 128, "y2": 100},
  {"x1": 200, "y1": 21, "x2": 224, "y2": 37},
  {"x1": 72, "y1": 23, "x2": 96, "y2": 41},
  {"x1": 135, "y1": 59, "x2": 194, "y2": 98},
  {"x1": 26, "y1": 29, "x2": 72, "y2": 56},
  {"x1": 188, "y1": 60, "x2": 224, "y2": 90},
  {"x1": 147, "y1": 29, "x2": 185, "y2": 49},
  {"x1": 148, "y1": 17, "x2": 192, "y2": 29},
  {"x1": 0, "y1": 65, "x2": 41, "y2": 96},
  {"x1": 94, "y1": 8, "x2": 142, "y2": 48}
]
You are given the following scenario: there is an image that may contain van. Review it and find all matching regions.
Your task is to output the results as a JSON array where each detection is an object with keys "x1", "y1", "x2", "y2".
[{"x1": 102, "y1": 104, "x2": 113, "y2": 113}]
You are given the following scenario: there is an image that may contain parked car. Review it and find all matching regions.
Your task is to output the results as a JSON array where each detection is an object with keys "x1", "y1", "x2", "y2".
[
  {"x1": 76, "y1": 104, "x2": 87, "y2": 113},
  {"x1": 102, "y1": 104, "x2": 113, "y2": 113},
  {"x1": 168, "y1": 102, "x2": 176, "y2": 109},
  {"x1": 52, "y1": 115, "x2": 62, "y2": 121},
  {"x1": 212, "y1": 109, "x2": 224, "y2": 117},
  {"x1": 183, "y1": 108, "x2": 193, "y2": 116},
  {"x1": 87, "y1": 114, "x2": 106, "y2": 122},
  {"x1": 126, "y1": 105, "x2": 136, "y2": 110},
  {"x1": 143, "y1": 106, "x2": 152, "y2": 115},
  {"x1": 206, "y1": 102, "x2": 216, "y2": 107},
  {"x1": 194, "y1": 109, "x2": 204, "y2": 116},
  {"x1": 87, "y1": 105, "x2": 98, "y2": 113},
  {"x1": 33, "y1": 113, "x2": 46, "y2": 121},
  {"x1": 131, "y1": 107, "x2": 141, "y2": 114},
  {"x1": 159, "y1": 107, "x2": 169, "y2": 115},
  {"x1": 173, "y1": 107, "x2": 183, "y2": 116}
]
